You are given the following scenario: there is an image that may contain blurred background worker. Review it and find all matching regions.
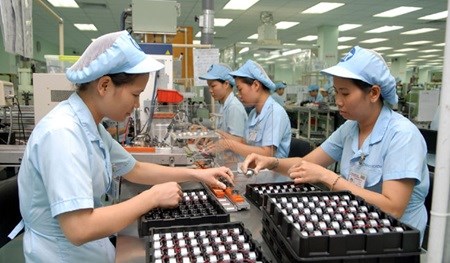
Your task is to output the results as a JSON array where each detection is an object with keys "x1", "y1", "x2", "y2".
[
  {"x1": 199, "y1": 64, "x2": 247, "y2": 140},
  {"x1": 306, "y1": 84, "x2": 323, "y2": 103},
  {"x1": 319, "y1": 83, "x2": 335, "y2": 104},
  {"x1": 271, "y1": 81, "x2": 287, "y2": 107},
  {"x1": 206, "y1": 60, "x2": 291, "y2": 159}
]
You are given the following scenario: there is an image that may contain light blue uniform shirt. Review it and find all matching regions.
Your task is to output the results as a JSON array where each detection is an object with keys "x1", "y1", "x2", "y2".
[
  {"x1": 321, "y1": 105, "x2": 429, "y2": 242},
  {"x1": 18, "y1": 93, "x2": 136, "y2": 263},
  {"x1": 271, "y1": 92, "x2": 285, "y2": 107},
  {"x1": 245, "y1": 96, "x2": 291, "y2": 158},
  {"x1": 218, "y1": 92, "x2": 247, "y2": 138},
  {"x1": 308, "y1": 93, "x2": 324, "y2": 103}
]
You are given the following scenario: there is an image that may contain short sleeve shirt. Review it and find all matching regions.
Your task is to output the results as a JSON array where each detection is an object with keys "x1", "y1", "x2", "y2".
[
  {"x1": 245, "y1": 96, "x2": 291, "y2": 158},
  {"x1": 321, "y1": 105, "x2": 429, "y2": 241},
  {"x1": 18, "y1": 92, "x2": 136, "y2": 262},
  {"x1": 218, "y1": 92, "x2": 248, "y2": 138}
]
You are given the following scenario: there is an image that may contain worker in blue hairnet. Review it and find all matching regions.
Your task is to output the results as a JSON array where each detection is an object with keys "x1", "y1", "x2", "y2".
[
  {"x1": 242, "y1": 46, "x2": 429, "y2": 245},
  {"x1": 271, "y1": 81, "x2": 287, "y2": 106},
  {"x1": 307, "y1": 84, "x2": 323, "y2": 103},
  {"x1": 205, "y1": 60, "x2": 291, "y2": 158},
  {"x1": 12, "y1": 30, "x2": 234, "y2": 263}
]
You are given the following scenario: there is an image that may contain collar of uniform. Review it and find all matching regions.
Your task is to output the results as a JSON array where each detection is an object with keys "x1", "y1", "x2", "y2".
[
  {"x1": 368, "y1": 105, "x2": 392, "y2": 145},
  {"x1": 68, "y1": 92, "x2": 102, "y2": 142},
  {"x1": 222, "y1": 92, "x2": 235, "y2": 110},
  {"x1": 249, "y1": 96, "x2": 274, "y2": 126}
]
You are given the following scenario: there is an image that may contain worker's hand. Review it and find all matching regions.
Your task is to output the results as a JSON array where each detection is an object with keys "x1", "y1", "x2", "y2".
[
  {"x1": 147, "y1": 182, "x2": 182, "y2": 209},
  {"x1": 241, "y1": 153, "x2": 276, "y2": 174},
  {"x1": 195, "y1": 167, "x2": 234, "y2": 189},
  {"x1": 204, "y1": 139, "x2": 231, "y2": 154},
  {"x1": 287, "y1": 159, "x2": 330, "y2": 184}
]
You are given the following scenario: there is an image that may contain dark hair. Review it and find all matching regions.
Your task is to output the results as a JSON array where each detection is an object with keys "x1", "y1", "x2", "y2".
[
  {"x1": 351, "y1": 78, "x2": 384, "y2": 103},
  {"x1": 214, "y1": 79, "x2": 233, "y2": 88},
  {"x1": 234, "y1": 76, "x2": 270, "y2": 91},
  {"x1": 76, "y1": 73, "x2": 143, "y2": 91}
]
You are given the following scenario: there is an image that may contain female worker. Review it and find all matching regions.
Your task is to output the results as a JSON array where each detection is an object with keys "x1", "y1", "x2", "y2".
[
  {"x1": 241, "y1": 46, "x2": 429, "y2": 243},
  {"x1": 12, "y1": 31, "x2": 234, "y2": 262},
  {"x1": 206, "y1": 60, "x2": 291, "y2": 158},
  {"x1": 199, "y1": 63, "x2": 247, "y2": 140}
]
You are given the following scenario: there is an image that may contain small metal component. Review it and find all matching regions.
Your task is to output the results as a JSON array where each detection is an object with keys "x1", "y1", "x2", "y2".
[{"x1": 245, "y1": 169, "x2": 255, "y2": 177}]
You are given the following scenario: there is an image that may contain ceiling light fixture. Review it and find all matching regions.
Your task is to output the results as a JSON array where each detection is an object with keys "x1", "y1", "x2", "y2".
[
  {"x1": 402, "y1": 28, "x2": 438, "y2": 35},
  {"x1": 282, "y1": 49, "x2": 303, "y2": 56},
  {"x1": 214, "y1": 18, "x2": 233, "y2": 27},
  {"x1": 360, "y1": 38, "x2": 388, "y2": 43},
  {"x1": 297, "y1": 35, "x2": 318, "y2": 41},
  {"x1": 338, "y1": 45, "x2": 352, "y2": 50},
  {"x1": 387, "y1": 53, "x2": 407, "y2": 57},
  {"x1": 404, "y1": 40, "x2": 433, "y2": 45},
  {"x1": 419, "y1": 11, "x2": 448, "y2": 20},
  {"x1": 419, "y1": 49, "x2": 442, "y2": 53},
  {"x1": 372, "y1": 47, "x2": 393, "y2": 51},
  {"x1": 366, "y1": 26, "x2": 403, "y2": 33},
  {"x1": 374, "y1": 6, "x2": 422, "y2": 17},
  {"x1": 302, "y1": 2, "x2": 345, "y2": 14},
  {"x1": 275, "y1": 21, "x2": 300, "y2": 30},
  {"x1": 224, "y1": 0, "x2": 259, "y2": 10},
  {"x1": 74, "y1": 24, "x2": 97, "y2": 31},
  {"x1": 338, "y1": 24, "x2": 361, "y2": 31},
  {"x1": 338, "y1": 37, "x2": 356, "y2": 42},
  {"x1": 47, "y1": 0, "x2": 79, "y2": 8},
  {"x1": 247, "y1": 34, "x2": 258, "y2": 39},
  {"x1": 395, "y1": 48, "x2": 417, "y2": 52}
]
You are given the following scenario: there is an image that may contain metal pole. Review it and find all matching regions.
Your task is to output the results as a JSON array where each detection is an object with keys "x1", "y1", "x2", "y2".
[
  {"x1": 426, "y1": 0, "x2": 450, "y2": 261},
  {"x1": 35, "y1": 0, "x2": 64, "y2": 55},
  {"x1": 200, "y1": 0, "x2": 214, "y2": 45}
]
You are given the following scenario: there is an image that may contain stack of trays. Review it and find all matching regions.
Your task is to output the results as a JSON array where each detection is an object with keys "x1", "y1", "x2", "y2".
[
  {"x1": 245, "y1": 182, "x2": 322, "y2": 209},
  {"x1": 261, "y1": 191, "x2": 421, "y2": 262},
  {"x1": 146, "y1": 222, "x2": 270, "y2": 263},
  {"x1": 139, "y1": 190, "x2": 230, "y2": 237}
]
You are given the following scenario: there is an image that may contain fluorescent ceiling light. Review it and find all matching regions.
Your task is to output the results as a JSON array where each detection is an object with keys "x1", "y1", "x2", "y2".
[
  {"x1": 419, "y1": 49, "x2": 441, "y2": 53},
  {"x1": 410, "y1": 59, "x2": 426, "y2": 62},
  {"x1": 277, "y1": 58, "x2": 289, "y2": 61},
  {"x1": 404, "y1": 40, "x2": 433, "y2": 45},
  {"x1": 297, "y1": 35, "x2": 318, "y2": 41},
  {"x1": 247, "y1": 34, "x2": 258, "y2": 39},
  {"x1": 338, "y1": 24, "x2": 361, "y2": 31},
  {"x1": 372, "y1": 47, "x2": 392, "y2": 51},
  {"x1": 74, "y1": 24, "x2": 97, "y2": 31},
  {"x1": 419, "y1": 11, "x2": 448, "y2": 20},
  {"x1": 47, "y1": 0, "x2": 79, "y2": 8},
  {"x1": 239, "y1": 47, "x2": 250, "y2": 54},
  {"x1": 302, "y1": 2, "x2": 345, "y2": 14},
  {"x1": 214, "y1": 18, "x2": 233, "y2": 27},
  {"x1": 338, "y1": 45, "x2": 352, "y2": 50},
  {"x1": 419, "y1": 54, "x2": 439, "y2": 58},
  {"x1": 195, "y1": 31, "x2": 201, "y2": 38},
  {"x1": 433, "y1": 43, "x2": 445, "y2": 47},
  {"x1": 401, "y1": 28, "x2": 438, "y2": 35},
  {"x1": 238, "y1": 42, "x2": 252, "y2": 45},
  {"x1": 253, "y1": 54, "x2": 261, "y2": 57},
  {"x1": 224, "y1": 0, "x2": 259, "y2": 10},
  {"x1": 387, "y1": 53, "x2": 406, "y2": 57},
  {"x1": 193, "y1": 40, "x2": 201, "y2": 45},
  {"x1": 360, "y1": 38, "x2": 388, "y2": 44},
  {"x1": 275, "y1": 21, "x2": 300, "y2": 30},
  {"x1": 374, "y1": 6, "x2": 422, "y2": 17},
  {"x1": 395, "y1": 48, "x2": 417, "y2": 52},
  {"x1": 283, "y1": 43, "x2": 297, "y2": 46},
  {"x1": 282, "y1": 49, "x2": 303, "y2": 56},
  {"x1": 338, "y1": 36, "x2": 355, "y2": 42},
  {"x1": 366, "y1": 26, "x2": 403, "y2": 33}
]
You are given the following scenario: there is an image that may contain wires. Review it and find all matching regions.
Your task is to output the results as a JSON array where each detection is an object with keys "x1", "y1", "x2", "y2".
[{"x1": 13, "y1": 96, "x2": 26, "y2": 143}]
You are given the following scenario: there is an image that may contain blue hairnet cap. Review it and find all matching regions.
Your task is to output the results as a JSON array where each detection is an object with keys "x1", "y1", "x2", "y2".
[
  {"x1": 275, "y1": 81, "x2": 287, "y2": 89},
  {"x1": 229, "y1": 60, "x2": 276, "y2": 90},
  {"x1": 308, "y1": 84, "x2": 319, "y2": 92},
  {"x1": 321, "y1": 46, "x2": 398, "y2": 104},
  {"x1": 199, "y1": 63, "x2": 235, "y2": 86},
  {"x1": 66, "y1": 30, "x2": 164, "y2": 84}
]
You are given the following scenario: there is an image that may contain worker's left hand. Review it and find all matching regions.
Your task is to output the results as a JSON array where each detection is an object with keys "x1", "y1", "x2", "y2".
[
  {"x1": 204, "y1": 139, "x2": 231, "y2": 154},
  {"x1": 287, "y1": 159, "x2": 330, "y2": 184},
  {"x1": 195, "y1": 166, "x2": 235, "y2": 189}
]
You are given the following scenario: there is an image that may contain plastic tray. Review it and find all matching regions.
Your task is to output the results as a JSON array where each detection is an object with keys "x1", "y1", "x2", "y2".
[
  {"x1": 263, "y1": 191, "x2": 421, "y2": 259},
  {"x1": 139, "y1": 189, "x2": 229, "y2": 237},
  {"x1": 146, "y1": 222, "x2": 271, "y2": 263},
  {"x1": 261, "y1": 219, "x2": 420, "y2": 263},
  {"x1": 245, "y1": 182, "x2": 322, "y2": 209}
]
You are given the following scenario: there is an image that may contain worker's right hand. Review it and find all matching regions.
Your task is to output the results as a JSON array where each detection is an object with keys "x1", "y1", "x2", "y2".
[
  {"x1": 241, "y1": 153, "x2": 275, "y2": 174},
  {"x1": 147, "y1": 182, "x2": 182, "y2": 209}
]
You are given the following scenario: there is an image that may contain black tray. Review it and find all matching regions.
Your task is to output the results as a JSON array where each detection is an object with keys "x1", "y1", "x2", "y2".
[
  {"x1": 263, "y1": 191, "x2": 421, "y2": 259},
  {"x1": 245, "y1": 181, "x2": 322, "y2": 209},
  {"x1": 146, "y1": 222, "x2": 271, "y2": 263},
  {"x1": 138, "y1": 189, "x2": 229, "y2": 237}
]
